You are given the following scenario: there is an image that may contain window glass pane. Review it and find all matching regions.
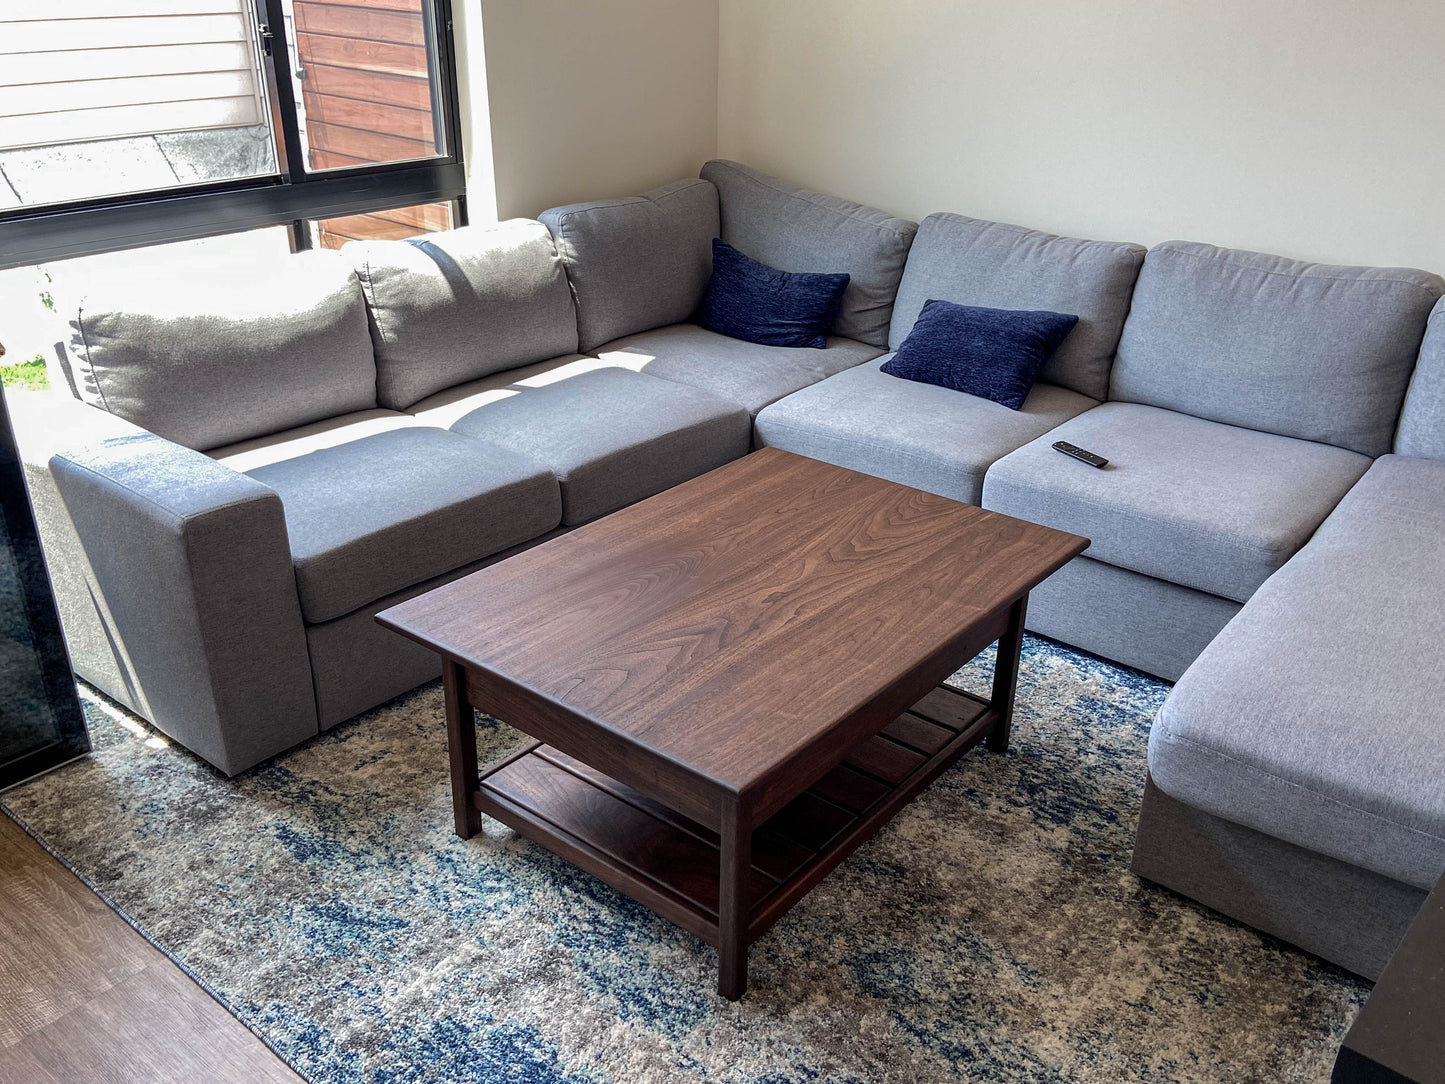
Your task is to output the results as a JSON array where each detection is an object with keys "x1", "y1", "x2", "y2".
[
  {"x1": 0, "y1": 1, "x2": 280, "y2": 208},
  {"x1": 311, "y1": 200, "x2": 452, "y2": 248},
  {"x1": 0, "y1": 226, "x2": 294, "y2": 391},
  {"x1": 286, "y1": 0, "x2": 447, "y2": 171}
]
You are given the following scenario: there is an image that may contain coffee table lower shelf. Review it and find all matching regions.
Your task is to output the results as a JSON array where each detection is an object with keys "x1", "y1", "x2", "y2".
[{"x1": 475, "y1": 685, "x2": 995, "y2": 959}]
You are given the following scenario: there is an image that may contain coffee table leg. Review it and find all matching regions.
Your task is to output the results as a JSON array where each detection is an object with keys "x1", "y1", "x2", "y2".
[
  {"x1": 443, "y1": 659, "x2": 482, "y2": 839},
  {"x1": 986, "y1": 594, "x2": 1029, "y2": 754},
  {"x1": 717, "y1": 800, "x2": 751, "y2": 1000}
]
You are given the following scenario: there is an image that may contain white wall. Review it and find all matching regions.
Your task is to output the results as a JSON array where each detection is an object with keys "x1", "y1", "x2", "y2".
[
  {"x1": 475, "y1": 0, "x2": 719, "y2": 221},
  {"x1": 718, "y1": 0, "x2": 1445, "y2": 271}
]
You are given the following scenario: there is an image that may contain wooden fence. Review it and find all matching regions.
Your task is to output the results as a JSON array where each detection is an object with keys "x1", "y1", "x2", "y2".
[{"x1": 291, "y1": 0, "x2": 451, "y2": 246}]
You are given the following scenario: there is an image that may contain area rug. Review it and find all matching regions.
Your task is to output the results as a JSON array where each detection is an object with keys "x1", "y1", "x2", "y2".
[{"x1": 2, "y1": 636, "x2": 1366, "y2": 1083}]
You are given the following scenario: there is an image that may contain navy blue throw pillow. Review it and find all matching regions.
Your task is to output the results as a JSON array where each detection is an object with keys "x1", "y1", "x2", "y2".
[
  {"x1": 881, "y1": 300, "x2": 1079, "y2": 410},
  {"x1": 698, "y1": 239, "x2": 850, "y2": 349}
]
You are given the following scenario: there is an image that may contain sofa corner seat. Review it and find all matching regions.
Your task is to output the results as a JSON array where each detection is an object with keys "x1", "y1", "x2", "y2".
[
  {"x1": 756, "y1": 357, "x2": 1097, "y2": 504},
  {"x1": 1133, "y1": 454, "x2": 1445, "y2": 977},
  {"x1": 982, "y1": 400, "x2": 1370, "y2": 600},
  {"x1": 594, "y1": 324, "x2": 883, "y2": 419}
]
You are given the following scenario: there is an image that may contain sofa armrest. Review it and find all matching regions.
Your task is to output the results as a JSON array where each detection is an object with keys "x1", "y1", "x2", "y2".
[{"x1": 20, "y1": 394, "x2": 318, "y2": 774}]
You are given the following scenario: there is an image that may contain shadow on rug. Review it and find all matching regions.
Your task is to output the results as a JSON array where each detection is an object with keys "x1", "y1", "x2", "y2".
[{"x1": 2, "y1": 636, "x2": 1365, "y2": 1083}]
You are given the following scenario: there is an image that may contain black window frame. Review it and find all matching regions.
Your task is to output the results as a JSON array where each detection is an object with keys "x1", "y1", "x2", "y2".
[{"x1": 0, "y1": 0, "x2": 467, "y2": 270}]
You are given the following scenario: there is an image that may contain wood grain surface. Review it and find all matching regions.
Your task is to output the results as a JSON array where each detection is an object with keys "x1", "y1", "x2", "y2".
[{"x1": 379, "y1": 449, "x2": 1087, "y2": 816}]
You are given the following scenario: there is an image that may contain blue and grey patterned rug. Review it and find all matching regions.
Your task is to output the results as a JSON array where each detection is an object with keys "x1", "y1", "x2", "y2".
[{"x1": 2, "y1": 636, "x2": 1366, "y2": 1083}]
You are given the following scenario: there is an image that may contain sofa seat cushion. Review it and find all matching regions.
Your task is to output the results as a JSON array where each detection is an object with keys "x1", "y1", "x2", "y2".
[
  {"x1": 594, "y1": 323, "x2": 883, "y2": 417},
  {"x1": 229, "y1": 417, "x2": 560, "y2": 623},
  {"x1": 410, "y1": 358, "x2": 750, "y2": 526},
  {"x1": 754, "y1": 357, "x2": 1096, "y2": 505},
  {"x1": 1149, "y1": 455, "x2": 1445, "y2": 889},
  {"x1": 981, "y1": 402, "x2": 1370, "y2": 603}
]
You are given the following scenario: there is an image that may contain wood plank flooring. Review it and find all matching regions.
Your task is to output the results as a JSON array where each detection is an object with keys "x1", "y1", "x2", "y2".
[{"x1": 0, "y1": 811, "x2": 303, "y2": 1083}]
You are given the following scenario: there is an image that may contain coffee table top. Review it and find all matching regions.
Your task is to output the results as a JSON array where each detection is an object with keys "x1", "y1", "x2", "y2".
[{"x1": 378, "y1": 448, "x2": 1086, "y2": 807}]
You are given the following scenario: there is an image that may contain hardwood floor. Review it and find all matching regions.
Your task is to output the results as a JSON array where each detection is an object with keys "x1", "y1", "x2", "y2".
[{"x1": 0, "y1": 811, "x2": 303, "y2": 1084}]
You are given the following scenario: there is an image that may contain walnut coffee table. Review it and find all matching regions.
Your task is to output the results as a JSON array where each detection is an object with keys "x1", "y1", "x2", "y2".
[{"x1": 377, "y1": 448, "x2": 1087, "y2": 999}]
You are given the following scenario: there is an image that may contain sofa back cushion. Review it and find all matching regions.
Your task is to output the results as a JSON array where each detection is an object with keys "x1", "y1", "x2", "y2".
[
  {"x1": 539, "y1": 178, "x2": 718, "y2": 353},
  {"x1": 889, "y1": 213, "x2": 1144, "y2": 400},
  {"x1": 1396, "y1": 297, "x2": 1445, "y2": 460},
  {"x1": 700, "y1": 159, "x2": 917, "y2": 349},
  {"x1": 346, "y1": 219, "x2": 578, "y2": 409},
  {"x1": 66, "y1": 249, "x2": 375, "y2": 451},
  {"x1": 1112, "y1": 241, "x2": 1444, "y2": 456}
]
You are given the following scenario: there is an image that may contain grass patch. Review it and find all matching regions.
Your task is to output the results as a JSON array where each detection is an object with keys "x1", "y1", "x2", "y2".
[{"x1": 0, "y1": 356, "x2": 49, "y2": 391}]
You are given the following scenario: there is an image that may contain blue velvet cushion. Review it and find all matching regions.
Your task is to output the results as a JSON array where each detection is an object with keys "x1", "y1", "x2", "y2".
[
  {"x1": 881, "y1": 299, "x2": 1079, "y2": 409},
  {"x1": 697, "y1": 239, "x2": 850, "y2": 349}
]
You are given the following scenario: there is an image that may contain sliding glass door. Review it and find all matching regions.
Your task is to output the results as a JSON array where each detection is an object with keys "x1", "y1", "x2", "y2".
[{"x1": 0, "y1": 384, "x2": 89, "y2": 791}]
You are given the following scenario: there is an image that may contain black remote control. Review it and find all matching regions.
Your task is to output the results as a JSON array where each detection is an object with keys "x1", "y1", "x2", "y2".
[{"x1": 1053, "y1": 441, "x2": 1108, "y2": 468}]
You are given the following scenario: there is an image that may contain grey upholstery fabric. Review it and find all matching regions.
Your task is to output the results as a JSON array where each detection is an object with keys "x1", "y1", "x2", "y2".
[
  {"x1": 540, "y1": 178, "x2": 719, "y2": 352},
  {"x1": 208, "y1": 408, "x2": 421, "y2": 470},
  {"x1": 981, "y1": 402, "x2": 1370, "y2": 603},
  {"x1": 244, "y1": 426, "x2": 561, "y2": 623},
  {"x1": 755, "y1": 356, "x2": 1095, "y2": 504},
  {"x1": 1111, "y1": 241, "x2": 1443, "y2": 456},
  {"x1": 346, "y1": 220, "x2": 579, "y2": 410},
  {"x1": 1132, "y1": 776, "x2": 1424, "y2": 981},
  {"x1": 700, "y1": 160, "x2": 917, "y2": 348},
  {"x1": 48, "y1": 432, "x2": 317, "y2": 776},
  {"x1": 1026, "y1": 555, "x2": 1241, "y2": 682},
  {"x1": 1149, "y1": 455, "x2": 1445, "y2": 890},
  {"x1": 1396, "y1": 296, "x2": 1445, "y2": 460},
  {"x1": 66, "y1": 250, "x2": 377, "y2": 451},
  {"x1": 594, "y1": 323, "x2": 882, "y2": 417},
  {"x1": 889, "y1": 214, "x2": 1144, "y2": 400},
  {"x1": 443, "y1": 366, "x2": 751, "y2": 526},
  {"x1": 404, "y1": 354, "x2": 599, "y2": 429},
  {"x1": 308, "y1": 528, "x2": 569, "y2": 728}
]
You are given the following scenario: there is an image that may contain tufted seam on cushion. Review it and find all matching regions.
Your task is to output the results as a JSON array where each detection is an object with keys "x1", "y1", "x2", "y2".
[
  {"x1": 1152, "y1": 243, "x2": 1445, "y2": 301},
  {"x1": 1154, "y1": 724, "x2": 1445, "y2": 856},
  {"x1": 546, "y1": 179, "x2": 711, "y2": 226},
  {"x1": 927, "y1": 213, "x2": 1147, "y2": 258},
  {"x1": 759, "y1": 414, "x2": 979, "y2": 476},
  {"x1": 72, "y1": 303, "x2": 113, "y2": 415},
  {"x1": 646, "y1": 178, "x2": 713, "y2": 207},
  {"x1": 353, "y1": 256, "x2": 396, "y2": 351},
  {"x1": 707, "y1": 160, "x2": 913, "y2": 240},
  {"x1": 549, "y1": 197, "x2": 638, "y2": 222},
  {"x1": 987, "y1": 479, "x2": 1325, "y2": 577}
]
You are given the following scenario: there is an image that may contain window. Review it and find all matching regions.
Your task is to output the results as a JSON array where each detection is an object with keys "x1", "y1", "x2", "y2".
[
  {"x1": 311, "y1": 200, "x2": 453, "y2": 248},
  {"x1": 0, "y1": 0, "x2": 464, "y2": 269}
]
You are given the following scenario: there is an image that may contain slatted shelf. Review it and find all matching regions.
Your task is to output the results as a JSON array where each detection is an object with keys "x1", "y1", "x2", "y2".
[{"x1": 477, "y1": 685, "x2": 995, "y2": 949}]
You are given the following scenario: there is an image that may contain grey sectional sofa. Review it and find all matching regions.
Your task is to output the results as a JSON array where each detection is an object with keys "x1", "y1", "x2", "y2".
[
  {"x1": 16, "y1": 162, "x2": 909, "y2": 777},
  {"x1": 15, "y1": 159, "x2": 1444, "y2": 981}
]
